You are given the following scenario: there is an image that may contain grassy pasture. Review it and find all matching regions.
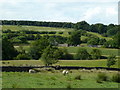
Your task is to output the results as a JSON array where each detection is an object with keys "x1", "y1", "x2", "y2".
[
  {"x1": 87, "y1": 32, "x2": 112, "y2": 40},
  {"x1": 1, "y1": 59, "x2": 118, "y2": 68},
  {"x1": 2, "y1": 71, "x2": 119, "y2": 88},
  {"x1": 2, "y1": 25, "x2": 73, "y2": 31},
  {"x1": 65, "y1": 47, "x2": 118, "y2": 56},
  {"x1": 14, "y1": 45, "x2": 118, "y2": 56}
]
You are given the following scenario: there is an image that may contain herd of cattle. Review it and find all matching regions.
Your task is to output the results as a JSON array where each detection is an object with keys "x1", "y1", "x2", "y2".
[{"x1": 29, "y1": 69, "x2": 69, "y2": 75}]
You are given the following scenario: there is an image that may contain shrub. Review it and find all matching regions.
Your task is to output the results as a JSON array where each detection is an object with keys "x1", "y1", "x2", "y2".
[
  {"x1": 112, "y1": 73, "x2": 120, "y2": 83},
  {"x1": 15, "y1": 53, "x2": 31, "y2": 60},
  {"x1": 74, "y1": 48, "x2": 90, "y2": 60},
  {"x1": 58, "y1": 32, "x2": 63, "y2": 34},
  {"x1": 74, "y1": 75, "x2": 82, "y2": 80},
  {"x1": 96, "y1": 73, "x2": 108, "y2": 83}
]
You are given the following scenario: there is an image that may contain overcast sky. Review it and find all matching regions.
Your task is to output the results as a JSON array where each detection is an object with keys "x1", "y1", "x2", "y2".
[{"x1": 0, "y1": 0, "x2": 119, "y2": 25}]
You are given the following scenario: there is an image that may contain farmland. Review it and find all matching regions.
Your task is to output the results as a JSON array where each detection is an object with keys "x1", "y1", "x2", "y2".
[
  {"x1": 1, "y1": 59, "x2": 119, "y2": 68},
  {"x1": 2, "y1": 21, "x2": 120, "y2": 89},
  {"x1": 2, "y1": 71, "x2": 119, "y2": 88}
]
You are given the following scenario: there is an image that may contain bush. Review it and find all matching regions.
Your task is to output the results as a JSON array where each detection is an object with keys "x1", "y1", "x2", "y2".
[
  {"x1": 15, "y1": 54, "x2": 31, "y2": 60},
  {"x1": 74, "y1": 75, "x2": 82, "y2": 80},
  {"x1": 96, "y1": 73, "x2": 108, "y2": 83},
  {"x1": 58, "y1": 32, "x2": 63, "y2": 34},
  {"x1": 112, "y1": 73, "x2": 120, "y2": 83},
  {"x1": 74, "y1": 48, "x2": 90, "y2": 60}
]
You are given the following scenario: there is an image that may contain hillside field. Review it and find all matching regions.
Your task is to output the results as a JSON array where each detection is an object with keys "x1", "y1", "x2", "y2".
[{"x1": 1, "y1": 59, "x2": 119, "y2": 68}]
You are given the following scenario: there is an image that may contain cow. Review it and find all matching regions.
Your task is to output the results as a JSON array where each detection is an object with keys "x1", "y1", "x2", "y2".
[
  {"x1": 29, "y1": 69, "x2": 36, "y2": 73},
  {"x1": 62, "y1": 70, "x2": 69, "y2": 75}
]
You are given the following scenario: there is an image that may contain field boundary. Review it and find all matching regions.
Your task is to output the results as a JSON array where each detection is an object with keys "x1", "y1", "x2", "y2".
[{"x1": 1, "y1": 66, "x2": 120, "y2": 72}]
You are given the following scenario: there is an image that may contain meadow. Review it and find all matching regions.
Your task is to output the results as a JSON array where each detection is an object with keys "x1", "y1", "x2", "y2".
[
  {"x1": 65, "y1": 47, "x2": 118, "y2": 56},
  {"x1": 1, "y1": 59, "x2": 119, "y2": 68},
  {"x1": 2, "y1": 70, "x2": 119, "y2": 88}
]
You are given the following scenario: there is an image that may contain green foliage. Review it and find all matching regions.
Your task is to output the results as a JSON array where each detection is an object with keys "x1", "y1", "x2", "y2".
[
  {"x1": 91, "y1": 49, "x2": 101, "y2": 59},
  {"x1": 41, "y1": 45, "x2": 61, "y2": 66},
  {"x1": 74, "y1": 48, "x2": 90, "y2": 60},
  {"x1": 99, "y1": 39, "x2": 106, "y2": 45},
  {"x1": 107, "y1": 27, "x2": 118, "y2": 36},
  {"x1": 74, "y1": 21, "x2": 90, "y2": 30},
  {"x1": 15, "y1": 53, "x2": 31, "y2": 60},
  {"x1": 28, "y1": 37, "x2": 50, "y2": 60},
  {"x1": 2, "y1": 38, "x2": 18, "y2": 60},
  {"x1": 87, "y1": 37, "x2": 100, "y2": 45},
  {"x1": 67, "y1": 30, "x2": 81, "y2": 46},
  {"x1": 107, "y1": 55, "x2": 116, "y2": 68},
  {"x1": 59, "y1": 48, "x2": 73, "y2": 60},
  {"x1": 11, "y1": 35, "x2": 28, "y2": 44},
  {"x1": 58, "y1": 32, "x2": 63, "y2": 34},
  {"x1": 112, "y1": 73, "x2": 120, "y2": 83}
]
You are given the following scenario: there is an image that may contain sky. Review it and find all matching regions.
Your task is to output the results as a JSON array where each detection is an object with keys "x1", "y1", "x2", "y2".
[{"x1": 0, "y1": 0, "x2": 119, "y2": 25}]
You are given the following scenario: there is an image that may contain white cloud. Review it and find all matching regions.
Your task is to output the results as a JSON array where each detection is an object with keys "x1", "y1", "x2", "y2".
[
  {"x1": 81, "y1": 7, "x2": 102, "y2": 22},
  {"x1": 0, "y1": 0, "x2": 118, "y2": 24}
]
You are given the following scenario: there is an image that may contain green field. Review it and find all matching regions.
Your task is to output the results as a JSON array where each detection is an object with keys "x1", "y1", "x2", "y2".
[
  {"x1": 1, "y1": 59, "x2": 119, "y2": 68},
  {"x1": 2, "y1": 25, "x2": 112, "y2": 39},
  {"x1": 2, "y1": 25, "x2": 73, "y2": 31},
  {"x1": 65, "y1": 47, "x2": 118, "y2": 56},
  {"x1": 87, "y1": 32, "x2": 112, "y2": 40},
  {"x1": 2, "y1": 71, "x2": 119, "y2": 88}
]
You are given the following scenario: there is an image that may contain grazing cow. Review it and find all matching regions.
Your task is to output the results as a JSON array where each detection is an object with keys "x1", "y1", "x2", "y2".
[
  {"x1": 62, "y1": 70, "x2": 69, "y2": 75},
  {"x1": 29, "y1": 69, "x2": 36, "y2": 73}
]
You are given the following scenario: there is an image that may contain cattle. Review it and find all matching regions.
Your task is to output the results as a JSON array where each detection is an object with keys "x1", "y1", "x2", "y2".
[
  {"x1": 29, "y1": 69, "x2": 36, "y2": 73},
  {"x1": 62, "y1": 70, "x2": 69, "y2": 75}
]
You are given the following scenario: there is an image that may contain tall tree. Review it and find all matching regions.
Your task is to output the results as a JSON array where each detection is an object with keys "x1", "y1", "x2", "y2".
[
  {"x1": 67, "y1": 30, "x2": 81, "y2": 46},
  {"x1": 74, "y1": 21, "x2": 90, "y2": 30},
  {"x1": 41, "y1": 45, "x2": 61, "y2": 66},
  {"x1": 2, "y1": 38, "x2": 18, "y2": 60},
  {"x1": 28, "y1": 37, "x2": 50, "y2": 60}
]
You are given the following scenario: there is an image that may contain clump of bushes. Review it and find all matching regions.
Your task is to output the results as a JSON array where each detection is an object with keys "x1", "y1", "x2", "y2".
[
  {"x1": 15, "y1": 53, "x2": 31, "y2": 60},
  {"x1": 96, "y1": 73, "x2": 109, "y2": 83},
  {"x1": 111, "y1": 73, "x2": 120, "y2": 83},
  {"x1": 74, "y1": 75, "x2": 82, "y2": 80}
]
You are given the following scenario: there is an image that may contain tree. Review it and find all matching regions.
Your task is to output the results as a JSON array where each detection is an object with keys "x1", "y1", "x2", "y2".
[
  {"x1": 59, "y1": 48, "x2": 73, "y2": 60},
  {"x1": 99, "y1": 39, "x2": 106, "y2": 45},
  {"x1": 74, "y1": 21, "x2": 90, "y2": 31},
  {"x1": 74, "y1": 48, "x2": 90, "y2": 60},
  {"x1": 107, "y1": 27, "x2": 118, "y2": 36},
  {"x1": 28, "y1": 37, "x2": 50, "y2": 60},
  {"x1": 87, "y1": 37, "x2": 100, "y2": 45},
  {"x1": 91, "y1": 49, "x2": 101, "y2": 59},
  {"x1": 107, "y1": 55, "x2": 116, "y2": 68},
  {"x1": 41, "y1": 45, "x2": 61, "y2": 66},
  {"x1": 67, "y1": 30, "x2": 81, "y2": 46},
  {"x1": 2, "y1": 38, "x2": 18, "y2": 60}
]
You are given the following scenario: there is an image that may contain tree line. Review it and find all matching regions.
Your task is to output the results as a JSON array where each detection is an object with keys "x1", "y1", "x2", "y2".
[{"x1": 1, "y1": 20, "x2": 119, "y2": 36}]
